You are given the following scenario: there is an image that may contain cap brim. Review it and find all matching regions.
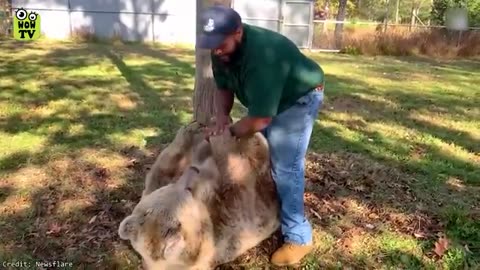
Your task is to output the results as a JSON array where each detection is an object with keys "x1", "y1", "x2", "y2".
[{"x1": 198, "y1": 33, "x2": 227, "y2": 49}]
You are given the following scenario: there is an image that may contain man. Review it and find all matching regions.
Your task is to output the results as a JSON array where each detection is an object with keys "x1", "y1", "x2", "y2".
[{"x1": 199, "y1": 5, "x2": 325, "y2": 267}]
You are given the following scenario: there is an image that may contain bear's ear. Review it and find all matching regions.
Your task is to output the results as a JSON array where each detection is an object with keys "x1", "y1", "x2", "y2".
[{"x1": 118, "y1": 215, "x2": 139, "y2": 240}]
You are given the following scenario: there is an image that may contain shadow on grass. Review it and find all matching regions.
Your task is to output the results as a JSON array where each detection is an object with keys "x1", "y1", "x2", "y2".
[
  {"x1": 0, "y1": 161, "x2": 146, "y2": 268},
  {"x1": 309, "y1": 52, "x2": 480, "y2": 78},
  {"x1": 0, "y1": 40, "x2": 478, "y2": 269},
  {"x1": 304, "y1": 71, "x2": 479, "y2": 267},
  {"x1": 327, "y1": 249, "x2": 432, "y2": 269},
  {"x1": 0, "y1": 40, "x2": 195, "y2": 172},
  {"x1": 319, "y1": 74, "x2": 479, "y2": 182},
  {"x1": 0, "y1": 39, "x2": 198, "y2": 268},
  {"x1": 0, "y1": 186, "x2": 14, "y2": 204}
]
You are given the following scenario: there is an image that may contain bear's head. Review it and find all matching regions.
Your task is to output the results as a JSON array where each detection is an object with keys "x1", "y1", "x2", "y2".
[{"x1": 119, "y1": 154, "x2": 219, "y2": 269}]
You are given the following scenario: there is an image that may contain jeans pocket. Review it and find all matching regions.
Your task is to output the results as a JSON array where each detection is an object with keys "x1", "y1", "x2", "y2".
[{"x1": 309, "y1": 91, "x2": 324, "y2": 116}]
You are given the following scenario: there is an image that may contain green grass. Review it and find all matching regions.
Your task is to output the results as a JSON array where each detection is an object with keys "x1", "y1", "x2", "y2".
[{"x1": 0, "y1": 39, "x2": 478, "y2": 269}]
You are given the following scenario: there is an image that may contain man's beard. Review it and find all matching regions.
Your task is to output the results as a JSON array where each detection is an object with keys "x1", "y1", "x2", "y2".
[{"x1": 219, "y1": 40, "x2": 242, "y2": 64}]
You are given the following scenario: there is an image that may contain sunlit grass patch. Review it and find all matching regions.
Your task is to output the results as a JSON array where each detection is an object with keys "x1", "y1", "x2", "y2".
[{"x1": 0, "y1": 39, "x2": 478, "y2": 269}]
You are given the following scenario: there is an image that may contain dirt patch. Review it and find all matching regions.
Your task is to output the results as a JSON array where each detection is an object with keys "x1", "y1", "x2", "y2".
[{"x1": 326, "y1": 95, "x2": 367, "y2": 113}]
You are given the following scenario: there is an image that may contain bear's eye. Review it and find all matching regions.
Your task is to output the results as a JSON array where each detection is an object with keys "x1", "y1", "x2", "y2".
[
  {"x1": 164, "y1": 222, "x2": 181, "y2": 237},
  {"x1": 190, "y1": 166, "x2": 200, "y2": 173}
]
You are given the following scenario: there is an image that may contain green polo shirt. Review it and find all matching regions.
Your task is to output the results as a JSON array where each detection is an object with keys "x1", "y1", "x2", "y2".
[{"x1": 211, "y1": 23, "x2": 324, "y2": 117}]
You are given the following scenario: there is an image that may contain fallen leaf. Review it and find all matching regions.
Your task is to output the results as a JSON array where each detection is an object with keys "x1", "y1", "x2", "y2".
[
  {"x1": 46, "y1": 222, "x2": 62, "y2": 235},
  {"x1": 433, "y1": 236, "x2": 449, "y2": 257},
  {"x1": 93, "y1": 167, "x2": 109, "y2": 179},
  {"x1": 89, "y1": 215, "x2": 97, "y2": 224},
  {"x1": 309, "y1": 209, "x2": 322, "y2": 220},
  {"x1": 414, "y1": 232, "x2": 426, "y2": 238},
  {"x1": 126, "y1": 159, "x2": 138, "y2": 168},
  {"x1": 353, "y1": 185, "x2": 366, "y2": 192},
  {"x1": 464, "y1": 244, "x2": 472, "y2": 254}
]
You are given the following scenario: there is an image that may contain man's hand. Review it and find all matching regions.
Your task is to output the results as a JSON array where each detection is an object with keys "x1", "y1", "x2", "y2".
[
  {"x1": 229, "y1": 116, "x2": 272, "y2": 139},
  {"x1": 204, "y1": 114, "x2": 231, "y2": 140}
]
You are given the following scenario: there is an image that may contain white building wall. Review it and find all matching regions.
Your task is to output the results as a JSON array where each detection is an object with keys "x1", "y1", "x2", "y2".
[{"x1": 11, "y1": 0, "x2": 197, "y2": 44}]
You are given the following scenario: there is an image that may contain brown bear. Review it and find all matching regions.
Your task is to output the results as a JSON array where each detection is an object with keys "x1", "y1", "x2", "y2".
[{"x1": 118, "y1": 121, "x2": 280, "y2": 270}]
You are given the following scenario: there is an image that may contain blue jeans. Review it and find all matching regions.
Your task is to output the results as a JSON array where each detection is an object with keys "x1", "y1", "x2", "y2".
[{"x1": 261, "y1": 89, "x2": 324, "y2": 245}]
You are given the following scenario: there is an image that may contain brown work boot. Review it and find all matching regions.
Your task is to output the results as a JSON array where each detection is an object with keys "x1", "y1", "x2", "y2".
[{"x1": 270, "y1": 242, "x2": 314, "y2": 266}]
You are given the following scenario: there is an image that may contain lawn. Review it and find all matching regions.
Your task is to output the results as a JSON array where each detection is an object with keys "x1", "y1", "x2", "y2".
[{"x1": 0, "y1": 39, "x2": 478, "y2": 269}]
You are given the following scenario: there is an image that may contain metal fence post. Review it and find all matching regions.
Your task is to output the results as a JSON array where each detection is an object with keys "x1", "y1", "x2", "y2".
[{"x1": 68, "y1": 0, "x2": 72, "y2": 38}]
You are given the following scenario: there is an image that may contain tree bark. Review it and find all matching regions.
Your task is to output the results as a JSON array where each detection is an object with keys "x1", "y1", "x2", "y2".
[
  {"x1": 0, "y1": 0, "x2": 12, "y2": 36},
  {"x1": 395, "y1": 0, "x2": 400, "y2": 24},
  {"x1": 384, "y1": 0, "x2": 392, "y2": 33},
  {"x1": 334, "y1": 0, "x2": 347, "y2": 49},
  {"x1": 409, "y1": 1, "x2": 419, "y2": 31},
  {"x1": 193, "y1": 0, "x2": 232, "y2": 126},
  {"x1": 321, "y1": 0, "x2": 330, "y2": 34},
  {"x1": 427, "y1": 0, "x2": 433, "y2": 25}
]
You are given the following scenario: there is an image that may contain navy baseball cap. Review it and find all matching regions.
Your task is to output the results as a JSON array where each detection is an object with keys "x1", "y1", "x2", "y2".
[{"x1": 198, "y1": 5, "x2": 242, "y2": 49}]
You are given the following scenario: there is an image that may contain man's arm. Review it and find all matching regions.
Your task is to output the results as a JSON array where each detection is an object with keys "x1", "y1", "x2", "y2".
[
  {"x1": 229, "y1": 116, "x2": 271, "y2": 138},
  {"x1": 215, "y1": 89, "x2": 234, "y2": 118},
  {"x1": 211, "y1": 52, "x2": 234, "y2": 119}
]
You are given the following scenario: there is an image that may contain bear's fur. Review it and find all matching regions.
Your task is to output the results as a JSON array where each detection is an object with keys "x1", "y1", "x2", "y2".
[{"x1": 118, "y1": 121, "x2": 280, "y2": 270}]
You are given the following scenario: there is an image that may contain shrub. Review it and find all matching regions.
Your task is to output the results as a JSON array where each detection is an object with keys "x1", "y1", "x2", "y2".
[
  {"x1": 70, "y1": 26, "x2": 99, "y2": 43},
  {"x1": 313, "y1": 24, "x2": 480, "y2": 58}
]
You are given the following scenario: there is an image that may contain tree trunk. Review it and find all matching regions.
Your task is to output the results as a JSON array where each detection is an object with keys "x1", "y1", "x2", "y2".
[
  {"x1": 427, "y1": 0, "x2": 433, "y2": 25},
  {"x1": 395, "y1": 0, "x2": 400, "y2": 24},
  {"x1": 334, "y1": 0, "x2": 347, "y2": 49},
  {"x1": 409, "y1": 1, "x2": 418, "y2": 31},
  {"x1": 384, "y1": 0, "x2": 392, "y2": 33},
  {"x1": 321, "y1": 0, "x2": 330, "y2": 34},
  {"x1": 193, "y1": 0, "x2": 232, "y2": 126},
  {"x1": 0, "y1": 0, "x2": 12, "y2": 36}
]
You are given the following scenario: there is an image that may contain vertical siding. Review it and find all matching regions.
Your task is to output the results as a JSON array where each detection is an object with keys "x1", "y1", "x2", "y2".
[
  {"x1": 232, "y1": 0, "x2": 314, "y2": 48},
  {"x1": 11, "y1": 0, "x2": 196, "y2": 44},
  {"x1": 233, "y1": 0, "x2": 281, "y2": 32}
]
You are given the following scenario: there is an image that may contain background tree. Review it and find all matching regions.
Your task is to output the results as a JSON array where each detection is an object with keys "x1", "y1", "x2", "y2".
[
  {"x1": 431, "y1": 0, "x2": 480, "y2": 26},
  {"x1": 469, "y1": 0, "x2": 480, "y2": 26},
  {"x1": 193, "y1": 0, "x2": 231, "y2": 125},
  {"x1": 334, "y1": 0, "x2": 348, "y2": 48},
  {"x1": 395, "y1": 0, "x2": 401, "y2": 23}
]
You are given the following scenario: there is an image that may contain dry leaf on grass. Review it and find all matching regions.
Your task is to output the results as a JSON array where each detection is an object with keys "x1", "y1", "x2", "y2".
[
  {"x1": 433, "y1": 236, "x2": 449, "y2": 257},
  {"x1": 309, "y1": 208, "x2": 322, "y2": 220},
  {"x1": 46, "y1": 222, "x2": 62, "y2": 236},
  {"x1": 414, "y1": 232, "x2": 426, "y2": 239},
  {"x1": 464, "y1": 244, "x2": 472, "y2": 254},
  {"x1": 89, "y1": 215, "x2": 97, "y2": 224},
  {"x1": 93, "y1": 167, "x2": 109, "y2": 179},
  {"x1": 126, "y1": 158, "x2": 139, "y2": 168}
]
